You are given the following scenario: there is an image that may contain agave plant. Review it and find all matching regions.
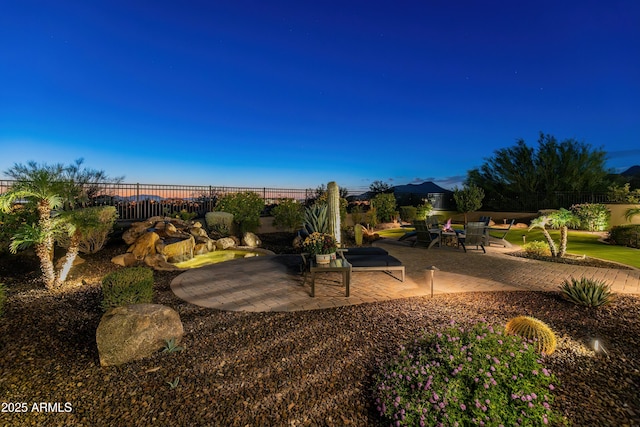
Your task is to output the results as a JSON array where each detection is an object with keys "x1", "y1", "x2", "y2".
[
  {"x1": 559, "y1": 276, "x2": 614, "y2": 307},
  {"x1": 303, "y1": 204, "x2": 329, "y2": 234}
]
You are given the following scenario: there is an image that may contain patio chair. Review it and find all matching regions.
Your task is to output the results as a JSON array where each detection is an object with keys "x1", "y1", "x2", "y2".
[
  {"x1": 458, "y1": 221, "x2": 486, "y2": 253},
  {"x1": 487, "y1": 219, "x2": 514, "y2": 247},
  {"x1": 479, "y1": 216, "x2": 491, "y2": 226},
  {"x1": 412, "y1": 220, "x2": 440, "y2": 249}
]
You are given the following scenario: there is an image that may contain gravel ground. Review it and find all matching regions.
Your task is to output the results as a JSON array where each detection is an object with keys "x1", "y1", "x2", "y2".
[{"x1": 0, "y1": 238, "x2": 639, "y2": 427}]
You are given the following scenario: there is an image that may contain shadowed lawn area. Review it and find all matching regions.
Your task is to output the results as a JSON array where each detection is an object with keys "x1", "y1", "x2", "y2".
[{"x1": 378, "y1": 226, "x2": 640, "y2": 268}]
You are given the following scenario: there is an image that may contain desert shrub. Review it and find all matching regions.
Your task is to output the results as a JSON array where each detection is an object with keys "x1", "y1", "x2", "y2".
[
  {"x1": 366, "y1": 207, "x2": 378, "y2": 228},
  {"x1": 570, "y1": 203, "x2": 610, "y2": 231},
  {"x1": 215, "y1": 191, "x2": 263, "y2": 234},
  {"x1": 415, "y1": 202, "x2": 433, "y2": 220},
  {"x1": 609, "y1": 225, "x2": 640, "y2": 248},
  {"x1": 205, "y1": 211, "x2": 234, "y2": 236},
  {"x1": 504, "y1": 316, "x2": 557, "y2": 355},
  {"x1": 399, "y1": 206, "x2": 417, "y2": 223},
  {"x1": 374, "y1": 321, "x2": 559, "y2": 426},
  {"x1": 522, "y1": 240, "x2": 551, "y2": 257},
  {"x1": 0, "y1": 283, "x2": 6, "y2": 317},
  {"x1": 57, "y1": 206, "x2": 117, "y2": 254},
  {"x1": 101, "y1": 267, "x2": 154, "y2": 312},
  {"x1": 272, "y1": 199, "x2": 304, "y2": 231},
  {"x1": 560, "y1": 276, "x2": 614, "y2": 307},
  {"x1": 350, "y1": 205, "x2": 365, "y2": 225},
  {"x1": 371, "y1": 193, "x2": 397, "y2": 223},
  {"x1": 607, "y1": 183, "x2": 640, "y2": 203}
]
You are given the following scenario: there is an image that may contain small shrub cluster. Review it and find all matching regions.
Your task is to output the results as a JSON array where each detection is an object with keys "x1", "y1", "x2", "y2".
[
  {"x1": 415, "y1": 202, "x2": 433, "y2": 220},
  {"x1": 272, "y1": 199, "x2": 305, "y2": 231},
  {"x1": 371, "y1": 193, "x2": 397, "y2": 223},
  {"x1": 560, "y1": 276, "x2": 614, "y2": 307},
  {"x1": 350, "y1": 205, "x2": 365, "y2": 226},
  {"x1": 522, "y1": 241, "x2": 551, "y2": 257},
  {"x1": 57, "y1": 206, "x2": 118, "y2": 254},
  {"x1": 101, "y1": 267, "x2": 154, "y2": 312},
  {"x1": 570, "y1": 203, "x2": 610, "y2": 231},
  {"x1": 0, "y1": 283, "x2": 6, "y2": 317},
  {"x1": 374, "y1": 321, "x2": 559, "y2": 426},
  {"x1": 609, "y1": 225, "x2": 640, "y2": 249},
  {"x1": 205, "y1": 211, "x2": 234, "y2": 236},
  {"x1": 215, "y1": 191, "x2": 263, "y2": 234},
  {"x1": 399, "y1": 206, "x2": 417, "y2": 223}
]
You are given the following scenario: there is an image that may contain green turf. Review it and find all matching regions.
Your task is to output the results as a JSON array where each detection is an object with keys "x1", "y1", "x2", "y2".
[{"x1": 378, "y1": 225, "x2": 640, "y2": 268}]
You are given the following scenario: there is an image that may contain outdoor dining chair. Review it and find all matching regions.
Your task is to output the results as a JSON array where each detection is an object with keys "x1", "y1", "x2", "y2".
[
  {"x1": 412, "y1": 220, "x2": 440, "y2": 249},
  {"x1": 458, "y1": 221, "x2": 486, "y2": 253}
]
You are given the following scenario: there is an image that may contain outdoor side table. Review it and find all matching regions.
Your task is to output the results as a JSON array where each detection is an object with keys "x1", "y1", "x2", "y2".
[{"x1": 303, "y1": 258, "x2": 352, "y2": 297}]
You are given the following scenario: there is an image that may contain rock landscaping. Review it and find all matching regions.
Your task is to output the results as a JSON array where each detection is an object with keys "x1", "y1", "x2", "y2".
[{"x1": 0, "y1": 237, "x2": 639, "y2": 426}]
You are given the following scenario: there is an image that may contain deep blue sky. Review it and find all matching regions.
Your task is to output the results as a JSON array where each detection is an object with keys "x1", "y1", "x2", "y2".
[{"x1": 1, "y1": 1, "x2": 639, "y2": 192}]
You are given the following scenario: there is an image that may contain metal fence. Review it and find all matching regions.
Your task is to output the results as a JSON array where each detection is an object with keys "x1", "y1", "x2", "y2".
[{"x1": 0, "y1": 180, "x2": 318, "y2": 221}]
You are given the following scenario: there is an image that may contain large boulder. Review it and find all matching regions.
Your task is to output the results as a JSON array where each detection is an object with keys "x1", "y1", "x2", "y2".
[
  {"x1": 144, "y1": 254, "x2": 180, "y2": 271},
  {"x1": 127, "y1": 231, "x2": 160, "y2": 260},
  {"x1": 163, "y1": 235, "x2": 195, "y2": 263},
  {"x1": 96, "y1": 304, "x2": 184, "y2": 366},
  {"x1": 122, "y1": 221, "x2": 152, "y2": 245},
  {"x1": 215, "y1": 237, "x2": 236, "y2": 250},
  {"x1": 242, "y1": 232, "x2": 261, "y2": 248},
  {"x1": 111, "y1": 253, "x2": 139, "y2": 267}
]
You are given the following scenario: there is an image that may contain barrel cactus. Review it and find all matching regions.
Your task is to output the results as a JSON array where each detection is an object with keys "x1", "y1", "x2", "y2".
[
  {"x1": 505, "y1": 316, "x2": 557, "y2": 355},
  {"x1": 327, "y1": 181, "x2": 341, "y2": 245}
]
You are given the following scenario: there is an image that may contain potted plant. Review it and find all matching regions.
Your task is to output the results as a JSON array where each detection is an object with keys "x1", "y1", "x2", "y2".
[{"x1": 302, "y1": 232, "x2": 338, "y2": 264}]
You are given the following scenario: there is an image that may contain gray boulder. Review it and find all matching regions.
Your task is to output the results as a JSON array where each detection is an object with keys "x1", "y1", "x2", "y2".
[
  {"x1": 96, "y1": 304, "x2": 184, "y2": 366},
  {"x1": 242, "y1": 232, "x2": 262, "y2": 248}
]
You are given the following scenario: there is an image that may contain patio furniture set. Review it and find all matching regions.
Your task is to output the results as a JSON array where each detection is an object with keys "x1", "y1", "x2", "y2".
[{"x1": 300, "y1": 216, "x2": 514, "y2": 297}]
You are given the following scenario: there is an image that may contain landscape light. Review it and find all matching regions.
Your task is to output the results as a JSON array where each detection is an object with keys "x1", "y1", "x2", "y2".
[{"x1": 425, "y1": 265, "x2": 439, "y2": 298}]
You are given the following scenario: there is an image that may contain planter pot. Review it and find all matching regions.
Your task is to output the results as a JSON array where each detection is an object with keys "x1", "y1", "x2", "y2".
[{"x1": 315, "y1": 253, "x2": 333, "y2": 264}]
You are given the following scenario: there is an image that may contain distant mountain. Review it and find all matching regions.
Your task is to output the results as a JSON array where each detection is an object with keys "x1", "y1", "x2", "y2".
[
  {"x1": 621, "y1": 165, "x2": 640, "y2": 177},
  {"x1": 392, "y1": 181, "x2": 451, "y2": 194}
]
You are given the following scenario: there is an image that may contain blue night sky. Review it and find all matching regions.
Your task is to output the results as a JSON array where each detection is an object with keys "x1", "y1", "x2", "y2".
[{"x1": 1, "y1": 1, "x2": 639, "y2": 192}]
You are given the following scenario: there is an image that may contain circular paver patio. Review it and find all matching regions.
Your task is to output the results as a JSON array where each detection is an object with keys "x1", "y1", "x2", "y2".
[{"x1": 170, "y1": 239, "x2": 640, "y2": 312}]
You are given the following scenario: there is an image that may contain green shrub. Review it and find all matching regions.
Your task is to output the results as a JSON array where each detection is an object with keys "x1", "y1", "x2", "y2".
[
  {"x1": 415, "y1": 202, "x2": 433, "y2": 220},
  {"x1": 560, "y1": 276, "x2": 614, "y2": 307},
  {"x1": 570, "y1": 203, "x2": 610, "y2": 231},
  {"x1": 522, "y1": 240, "x2": 551, "y2": 256},
  {"x1": 366, "y1": 207, "x2": 378, "y2": 228},
  {"x1": 374, "y1": 321, "x2": 559, "y2": 426},
  {"x1": 215, "y1": 192, "x2": 263, "y2": 234},
  {"x1": 0, "y1": 205, "x2": 38, "y2": 255},
  {"x1": 205, "y1": 211, "x2": 234, "y2": 236},
  {"x1": 57, "y1": 206, "x2": 118, "y2": 254},
  {"x1": 0, "y1": 283, "x2": 6, "y2": 317},
  {"x1": 101, "y1": 267, "x2": 154, "y2": 312},
  {"x1": 609, "y1": 225, "x2": 640, "y2": 248},
  {"x1": 399, "y1": 206, "x2": 417, "y2": 223},
  {"x1": 607, "y1": 183, "x2": 640, "y2": 203},
  {"x1": 272, "y1": 199, "x2": 304, "y2": 231},
  {"x1": 350, "y1": 205, "x2": 365, "y2": 225},
  {"x1": 371, "y1": 193, "x2": 397, "y2": 223}
]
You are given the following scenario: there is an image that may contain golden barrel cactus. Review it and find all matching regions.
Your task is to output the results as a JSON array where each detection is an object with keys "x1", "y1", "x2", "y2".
[{"x1": 505, "y1": 316, "x2": 557, "y2": 355}]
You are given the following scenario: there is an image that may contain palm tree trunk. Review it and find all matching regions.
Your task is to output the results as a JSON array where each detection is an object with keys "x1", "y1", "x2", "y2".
[
  {"x1": 36, "y1": 201, "x2": 56, "y2": 289},
  {"x1": 542, "y1": 229, "x2": 558, "y2": 257},
  {"x1": 55, "y1": 232, "x2": 80, "y2": 286},
  {"x1": 558, "y1": 226, "x2": 568, "y2": 257}
]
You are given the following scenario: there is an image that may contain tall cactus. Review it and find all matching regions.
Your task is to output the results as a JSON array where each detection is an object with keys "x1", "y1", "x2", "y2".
[{"x1": 327, "y1": 181, "x2": 341, "y2": 245}]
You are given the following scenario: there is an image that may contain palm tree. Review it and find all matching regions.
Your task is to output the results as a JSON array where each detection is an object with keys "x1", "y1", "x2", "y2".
[
  {"x1": 529, "y1": 215, "x2": 558, "y2": 257},
  {"x1": 547, "y1": 208, "x2": 580, "y2": 257}
]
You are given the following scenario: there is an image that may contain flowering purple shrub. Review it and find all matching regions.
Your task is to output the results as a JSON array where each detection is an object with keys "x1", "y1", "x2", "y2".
[{"x1": 374, "y1": 321, "x2": 560, "y2": 426}]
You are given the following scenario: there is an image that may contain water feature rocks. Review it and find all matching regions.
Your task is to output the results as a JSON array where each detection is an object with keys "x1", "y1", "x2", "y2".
[
  {"x1": 96, "y1": 303, "x2": 184, "y2": 366},
  {"x1": 242, "y1": 232, "x2": 262, "y2": 248},
  {"x1": 111, "y1": 253, "x2": 138, "y2": 267},
  {"x1": 216, "y1": 237, "x2": 237, "y2": 250},
  {"x1": 162, "y1": 235, "x2": 195, "y2": 263},
  {"x1": 128, "y1": 231, "x2": 160, "y2": 259}
]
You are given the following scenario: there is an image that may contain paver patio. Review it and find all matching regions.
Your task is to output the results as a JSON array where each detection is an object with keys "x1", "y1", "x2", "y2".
[{"x1": 170, "y1": 239, "x2": 640, "y2": 312}]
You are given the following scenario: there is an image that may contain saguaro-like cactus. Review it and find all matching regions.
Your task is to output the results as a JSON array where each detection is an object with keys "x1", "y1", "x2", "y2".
[{"x1": 327, "y1": 181, "x2": 341, "y2": 245}]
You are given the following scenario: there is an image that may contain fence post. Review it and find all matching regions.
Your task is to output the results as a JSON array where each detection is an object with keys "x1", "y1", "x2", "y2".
[{"x1": 136, "y1": 183, "x2": 140, "y2": 220}]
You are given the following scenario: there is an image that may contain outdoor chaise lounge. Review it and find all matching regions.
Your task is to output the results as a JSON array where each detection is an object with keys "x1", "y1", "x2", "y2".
[{"x1": 339, "y1": 247, "x2": 405, "y2": 282}]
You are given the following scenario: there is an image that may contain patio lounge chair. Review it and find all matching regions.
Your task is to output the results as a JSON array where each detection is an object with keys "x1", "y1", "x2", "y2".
[
  {"x1": 339, "y1": 247, "x2": 405, "y2": 282},
  {"x1": 458, "y1": 221, "x2": 486, "y2": 253},
  {"x1": 487, "y1": 219, "x2": 514, "y2": 247},
  {"x1": 412, "y1": 220, "x2": 440, "y2": 249}
]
